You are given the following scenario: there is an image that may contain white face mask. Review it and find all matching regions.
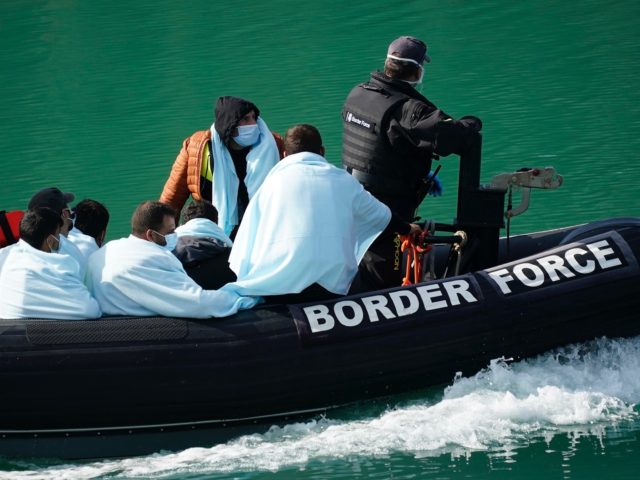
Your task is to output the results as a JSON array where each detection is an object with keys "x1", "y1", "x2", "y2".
[
  {"x1": 62, "y1": 208, "x2": 74, "y2": 233},
  {"x1": 386, "y1": 54, "x2": 425, "y2": 90},
  {"x1": 47, "y1": 234, "x2": 60, "y2": 253},
  {"x1": 163, "y1": 232, "x2": 178, "y2": 251},
  {"x1": 406, "y1": 65, "x2": 425, "y2": 90},
  {"x1": 233, "y1": 124, "x2": 260, "y2": 147},
  {"x1": 153, "y1": 231, "x2": 178, "y2": 251}
]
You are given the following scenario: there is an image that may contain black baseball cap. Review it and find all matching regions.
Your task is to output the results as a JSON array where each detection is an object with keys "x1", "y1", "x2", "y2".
[
  {"x1": 387, "y1": 36, "x2": 431, "y2": 64},
  {"x1": 28, "y1": 187, "x2": 75, "y2": 214}
]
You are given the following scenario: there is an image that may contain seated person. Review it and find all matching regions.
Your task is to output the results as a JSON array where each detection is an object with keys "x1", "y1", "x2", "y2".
[
  {"x1": 0, "y1": 208, "x2": 101, "y2": 320},
  {"x1": 86, "y1": 201, "x2": 253, "y2": 318},
  {"x1": 68, "y1": 199, "x2": 110, "y2": 259},
  {"x1": 173, "y1": 200, "x2": 236, "y2": 289},
  {"x1": 160, "y1": 96, "x2": 284, "y2": 237},
  {"x1": 27, "y1": 187, "x2": 86, "y2": 276},
  {"x1": 225, "y1": 124, "x2": 419, "y2": 306}
]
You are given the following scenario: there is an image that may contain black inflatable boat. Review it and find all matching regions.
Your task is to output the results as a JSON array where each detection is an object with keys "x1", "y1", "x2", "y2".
[{"x1": 1, "y1": 149, "x2": 639, "y2": 459}]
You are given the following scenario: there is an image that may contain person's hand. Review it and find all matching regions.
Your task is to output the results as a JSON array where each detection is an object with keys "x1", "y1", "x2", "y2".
[
  {"x1": 427, "y1": 172, "x2": 443, "y2": 197},
  {"x1": 459, "y1": 115, "x2": 482, "y2": 132},
  {"x1": 408, "y1": 223, "x2": 422, "y2": 236}
]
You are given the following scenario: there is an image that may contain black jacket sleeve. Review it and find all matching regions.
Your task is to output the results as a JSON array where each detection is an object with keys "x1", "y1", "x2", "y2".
[
  {"x1": 386, "y1": 211, "x2": 412, "y2": 235},
  {"x1": 389, "y1": 98, "x2": 482, "y2": 158}
]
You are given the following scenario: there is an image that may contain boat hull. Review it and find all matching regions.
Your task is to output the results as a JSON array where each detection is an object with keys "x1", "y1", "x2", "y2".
[{"x1": 1, "y1": 218, "x2": 639, "y2": 458}]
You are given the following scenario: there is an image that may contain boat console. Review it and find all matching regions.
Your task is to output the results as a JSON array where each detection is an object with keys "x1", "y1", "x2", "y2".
[{"x1": 414, "y1": 138, "x2": 564, "y2": 278}]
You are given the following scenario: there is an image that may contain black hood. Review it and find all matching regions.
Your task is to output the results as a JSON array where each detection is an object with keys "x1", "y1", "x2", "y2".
[
  {"x1": 214, "y1": 96, "x2": 260, "y2": 147},
  {"x1": 173, "y1": 236, "x2": 230, "y2": 266}
]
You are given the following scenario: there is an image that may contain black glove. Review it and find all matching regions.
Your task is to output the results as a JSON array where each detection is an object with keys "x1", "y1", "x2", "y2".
[{"x1": 459, "y1": 115, "x2": 482, "y2": 132}]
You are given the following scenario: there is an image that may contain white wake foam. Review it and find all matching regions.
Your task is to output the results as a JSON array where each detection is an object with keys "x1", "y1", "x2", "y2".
[{"x1": 4, "y1": 335, "x2": 640, "y2": 479}]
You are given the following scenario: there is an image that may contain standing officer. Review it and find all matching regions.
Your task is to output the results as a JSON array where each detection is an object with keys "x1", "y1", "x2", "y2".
[{"x1": 342, "y1": 35, "x2": 482, "y2": 291}]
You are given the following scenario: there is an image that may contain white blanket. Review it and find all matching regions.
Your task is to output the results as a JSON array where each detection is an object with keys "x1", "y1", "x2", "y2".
[
  {"x1": 87, "y1": 235, "x2": 252, "y2": 318},
  {"x1": 175, "y1": 218, "x2": 233, "y2": 247},
  {"x1": 210, "y1": 117, "x2": 279, "y2": 236},
  {"x1": 60, "y1": 234, "x2": 87, "y2": 278},
  {"x1": 0, "y1": 239, "x2": 101, "y2": 320},
  {"x1": 68, "y1": 228, "x2": 99, "y2": 260},
  {"x1": 225, "y1": 152, "x2": 391, "y2": 304}
]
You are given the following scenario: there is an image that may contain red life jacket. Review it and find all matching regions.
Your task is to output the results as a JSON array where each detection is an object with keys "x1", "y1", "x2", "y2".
[{"x1": 0, "y1": 210, "x2": 24, "y2": 248}]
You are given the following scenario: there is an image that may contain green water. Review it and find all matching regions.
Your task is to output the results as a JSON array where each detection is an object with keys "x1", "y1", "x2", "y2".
[{"x1": 1, "y1": 0, "x2": 639, "y2": 478}]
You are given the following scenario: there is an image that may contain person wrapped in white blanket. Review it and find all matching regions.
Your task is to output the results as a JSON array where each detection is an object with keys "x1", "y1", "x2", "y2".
[
  {"x1": 67, "y1": 199, "x2": 110, "y2": 260},
  {"x1": 86, "y1": 201, "x2": 253, "y2": 318},
  {"x1": 225, "y1": 124, "x2": 421, "y2": 306},
  {"x1": 27, "y1": 187, "x2": 87, "y2": 277},
  {"x1": 160, "y1": 96, "x2": 283, "y2": 238},
  {"x1": 173, "y1": 200, "x2": 236, "y2": 289},
  {"x1": 0, "y1": 208, "x2": 101, "y2": 320}
]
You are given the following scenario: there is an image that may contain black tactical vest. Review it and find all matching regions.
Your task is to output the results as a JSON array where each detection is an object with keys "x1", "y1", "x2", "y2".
[{"x1": 342, "y1": 78, "x2": 429, "y2": 198}]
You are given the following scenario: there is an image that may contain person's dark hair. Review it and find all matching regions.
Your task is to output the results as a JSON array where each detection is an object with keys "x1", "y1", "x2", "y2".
[
  {"x1": 383, "y1": 58, "x2": 421, "y2": 81},
  {"x1": 284, "y1": 124, "x2": 323, "y2": 156},
  {"x1": 131, "y1": 201, "x2": 176, "y2": 235},
  {"x1": 73, "y1": 199, "x2": 110, "y2": 240},
  {"x1": 182, "y1": 200, "x2": 218, "y2": 224},
  {"x1": 19, "y1": 207, "x2": 62, "y2": 250}
]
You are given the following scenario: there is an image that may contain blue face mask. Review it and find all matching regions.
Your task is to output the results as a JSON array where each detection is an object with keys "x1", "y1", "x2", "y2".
[
  {"x1": 163, "y1": 232, "x2": 178, "y2": 251},
  {"x1": 233, "y1": 124, "x2": 260, "y2": 147},
  {"x1": 153, "y1": 231, "x2": 178, "y2": 251}
]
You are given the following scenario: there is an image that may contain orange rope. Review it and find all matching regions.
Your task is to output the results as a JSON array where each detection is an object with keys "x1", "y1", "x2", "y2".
[
  {"x1": 399, "y1": 233, "x2": 432, "y2": 285},
  {"x1": 400, "y1": 235, "x2": 414, "y2": 286}
]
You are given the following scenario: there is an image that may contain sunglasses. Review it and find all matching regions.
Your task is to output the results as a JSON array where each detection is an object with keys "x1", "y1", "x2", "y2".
[{"x1": 62, "y1": 208, "x2": 76, "y2": 220}]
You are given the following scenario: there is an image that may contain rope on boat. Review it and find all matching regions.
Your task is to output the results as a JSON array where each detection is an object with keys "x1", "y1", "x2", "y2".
[{"x1": 400, "y1": 232, "x2": 432, "y2": 285}]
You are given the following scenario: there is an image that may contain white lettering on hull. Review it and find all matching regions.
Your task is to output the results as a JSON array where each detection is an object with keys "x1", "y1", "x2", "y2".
[
  {"x1": 488, "y1": 239, "x2": 625, "y2": 295},
  {"x1": 303, "y1": 279, "x2": 478, "y2": 334}
]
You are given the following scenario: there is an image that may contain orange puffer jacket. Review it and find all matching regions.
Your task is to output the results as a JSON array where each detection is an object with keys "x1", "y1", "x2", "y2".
[{"x1": 159, "y1": 130, "x2": 284, "y2": 216}]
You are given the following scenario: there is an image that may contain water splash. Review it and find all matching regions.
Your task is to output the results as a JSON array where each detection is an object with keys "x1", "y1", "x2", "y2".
[
  {"x1": 3, "y1": 335, "x2": 639, "y2": 479},
  {"x1": 445, "y1": 336, "x2": 640, "y2": 404}
]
